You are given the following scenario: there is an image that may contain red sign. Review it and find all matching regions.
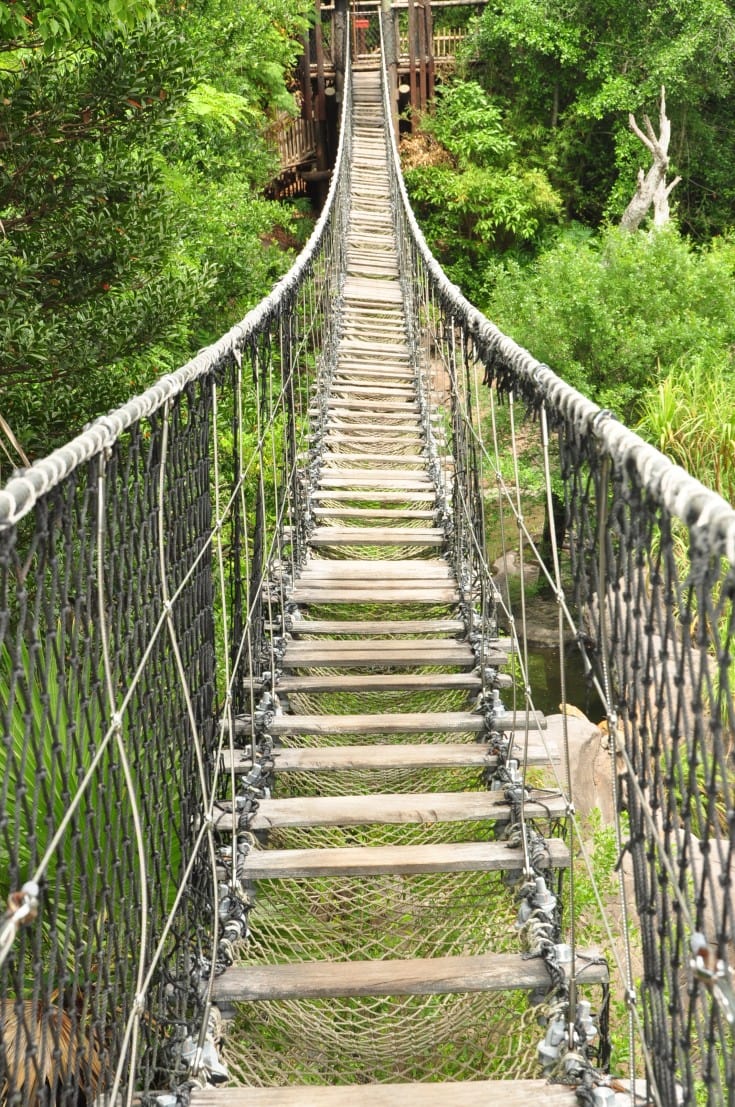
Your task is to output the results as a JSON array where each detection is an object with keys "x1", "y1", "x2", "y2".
[{"x1": 354, "y1": 18, "x2": 370, "y2": 28}]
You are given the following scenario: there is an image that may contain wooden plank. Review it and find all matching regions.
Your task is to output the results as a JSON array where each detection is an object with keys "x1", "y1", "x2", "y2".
[
  {"x1": 284, "y1": 631, "x2": 465, "y2": 646},
  {"x1": 212, "y1": 949, "x2": 607, "y2": 1004},
  {"x1": 295, "y1": 568, "x2": 456, "y2": 583},
  {"x1": 322, "y1": 421, "x2": 424, "y2": 434},
  {"x1": 335, "y1": 359, "x2": 412, "y2": 372},
  {"x1": 282, "y1": 644, "x2": 476, "y2": 663},
  {"x1": 321, "y1": 437, "x2": 425, "y2": 449},
  {"x1": 275, "y1": 672, "x2": 482, "y2": 692},
  {"x1": 268, "y1": 711, "x2": 545, "y2": 735},
  {"x1": 222, "y1": 739, "x2": 557, "y2": 774},
  {"x1": 317, "y1": 468, "x2": 431, "y2": 481},
  {"x1": 312, "y1": 508, "x2": 436, "y2": 520},
  {"x1": 216, "y1": 789, "x2": 566, "y2": 832},
  {"x1": 241, "y1": 838, "x2": 570, "y2": 879},
  {"x1": 323, "y1": 401, "x2": 417, "y2": 415},
  {"x1": 315, "y1": 479, "x2": 432, "y2": 491},
  {"x1": 331, "y1": 384, "x2": 415, "y2": 397},
  {"x1": 293, "y1": 578, "x2": 457, "y2": 593},
  {"x1": 299, "y1": 559, "x2": 453, "y2": 578},
  {"x1": 309, "y1": 528, "x2": 444, "y2": 546},
  {"x1": 293, "y1": 580, "x2": 458, "y2": 595},
  {"x1": 284, "y1": 618, "x2": 467, "y2": 635},
  {"x1": 280, "y1": 653, "x2": 476, "y2": 670},
  {"x1": 282, "y1": 639, "x2": 475, "y2": 654},
  {"x1": 343, "y1": 282, "x2": 403, "y2": 303},
  {"x1": 323, "y1": 422, "x2": 425, "y2": 435},
  {"x1": 290, "y1": 588, "x2": 460, "y2": 604},
  {"x1": 280, "y1": 653, "x2": 475, "y2": 668},
  {"x1": 320, "y1": 452, "x2": 426, "y2": 464},
  {"x1": 191, "y1": 1080, "x2": 582, "y2": 1107},
  {"x1": 333, "y1": 364, "x2": 414, "y2": 376},
  {"x1": 308, "y1": 490, "x2": 435, "y2": 502}
]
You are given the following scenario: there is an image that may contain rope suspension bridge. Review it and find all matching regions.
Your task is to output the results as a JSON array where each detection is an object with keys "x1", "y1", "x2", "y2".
[{"x1": 1, "y1": 22, "x2": 735, "y2": 1107}]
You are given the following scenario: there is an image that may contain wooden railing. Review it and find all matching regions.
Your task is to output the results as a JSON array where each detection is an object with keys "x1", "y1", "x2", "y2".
[
  {"x1": 272, "y1": 117, "x2": 319, "y2": 171},
  {"x1": 398, "y1": 27, "x2": 467, "y2": 60}
]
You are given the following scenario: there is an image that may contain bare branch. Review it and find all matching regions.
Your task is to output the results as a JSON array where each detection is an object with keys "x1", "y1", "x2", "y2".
[{"x1": 620, "y1": 86, "x2": 681, "y2": 232}]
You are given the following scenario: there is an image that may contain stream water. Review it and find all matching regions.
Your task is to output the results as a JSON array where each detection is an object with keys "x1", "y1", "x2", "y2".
[{"x1": 523, "y1": 644, "x2": 606, "y2": 721}]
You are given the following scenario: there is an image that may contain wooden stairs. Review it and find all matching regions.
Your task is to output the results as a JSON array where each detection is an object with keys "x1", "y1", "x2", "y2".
[{"x1": 191, "y1": 67, "x2": 603, "y2": 1106}]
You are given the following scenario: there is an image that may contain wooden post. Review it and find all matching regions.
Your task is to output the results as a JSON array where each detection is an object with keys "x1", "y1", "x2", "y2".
[
  {"x1": 424, "y1": 0, "x2": 435, "y2": 102},
  {"x1": 314, "y1": 0, "x2": 329, "y2": 205},
  {"x1": 333, "y1": 0, "x2": 347, "y2": 105},
  {"x1": 300, "y1": 31, "x2": 313, "y2": 122},
  {"x1": 417, "y1": 0, "x2": 428, "y2": 112},
  {"x1": 381, "y1": 0, "x2": 400, "y2": 136},
  {"x1": 406, "y1": 0, "x2": 418, "y2": 128}
]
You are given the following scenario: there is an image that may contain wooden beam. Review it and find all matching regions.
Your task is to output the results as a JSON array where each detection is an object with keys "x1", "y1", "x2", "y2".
[
  {"x1": 300, "y1": 32, "x2": 313, "y2": 121},
  {"x1": 406, "y1": 0, "x2": 418, "y2": 127},
  {"x1": 191, "y1": 1081, "x2": 581, "y2": 1107},
  {"x1": 216, "y1": 790, "x2": 567, "y2": 833},
  {"x1": 235, "y1": 837, "x2": 570, "y2": 878},
  {"x1": 212, "y1": 949, "x2": 607, "y2": 1003},
  {"x1": 281, "y1": 617, "x2": 468, "y2": 634},
  {"x1": 424, "y1": 0, "x2": 435, "y2": 100},
  {"x1": 417, "y1": 0, "x2": 428, "y2": 111},
  {"x1": 223, "y1": 738, "x2": 558, "y2": 775},
  {"x1": 267, "y1": 711, "x2": 544, "y2": 735}
]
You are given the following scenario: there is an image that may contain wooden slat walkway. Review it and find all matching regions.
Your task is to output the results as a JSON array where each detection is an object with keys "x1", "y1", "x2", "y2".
[{"x1": 196, "y1": 64, "x2": 588, "y2": 1106}]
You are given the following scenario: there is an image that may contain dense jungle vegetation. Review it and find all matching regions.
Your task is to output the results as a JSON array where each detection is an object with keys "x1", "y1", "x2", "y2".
[
  {"x1": 2, "y1": 0, "x2": 735, "y2": 499},
  {"x1": 403, "y1": 0, "x2": 735, "y2": 499},
  {"x1": 0, "y1": 0, "x2": 313, "y2": 461}
]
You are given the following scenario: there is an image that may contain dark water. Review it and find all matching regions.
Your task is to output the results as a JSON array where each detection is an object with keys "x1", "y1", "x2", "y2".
[{"x1": 523, "y1": 644, "x2": 605, "y2": 722}]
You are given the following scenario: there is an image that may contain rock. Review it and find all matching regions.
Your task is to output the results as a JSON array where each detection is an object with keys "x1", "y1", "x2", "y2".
[{"x1": 545, "y1": 710, "x2": 615, "y2": 822}]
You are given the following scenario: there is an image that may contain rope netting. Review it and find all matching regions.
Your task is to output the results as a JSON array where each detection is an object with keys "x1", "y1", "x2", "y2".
[{"x1": 0, "y1": 45, "x2": 353, "y2": 1107}]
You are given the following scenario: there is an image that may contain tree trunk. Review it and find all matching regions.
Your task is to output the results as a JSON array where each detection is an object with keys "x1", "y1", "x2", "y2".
[{"x1": 620, "y1": 86, "x2": 682, "y2": 232}]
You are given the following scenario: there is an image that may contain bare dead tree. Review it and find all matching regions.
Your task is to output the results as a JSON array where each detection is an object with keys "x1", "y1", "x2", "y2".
[{"x1": 620, "y1": 86, "x2": 682, "y2": 232}]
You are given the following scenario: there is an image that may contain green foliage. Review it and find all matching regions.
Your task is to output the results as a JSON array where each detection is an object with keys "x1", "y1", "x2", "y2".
[
  {"x1": 404, "y1": 81, "x2": 561, "y2": 301},
  {"x1": 183, "y1": 82, "x2": 259, "y2": 132},
  {"x1": 487, "y1": 226, "x2": 735, "y2": 420},
  {"x1": 464, "y1": 0, "x2": 735, "y2": 235},
  {"x1": 573, "y1": 808, "x2": 621, "y2": 929},
  {"x1": 423, "y1": 81, "x2": 514, "y2": 168},
  {"x1": 0, "y1": 0, "x2": 155, "y2": 47},
  {"x1": 0, "y1": 633, "x2": 113, "y2": 981},
  {"x1": 0, "y1": 0, "x2": 312, "y2": 458}
]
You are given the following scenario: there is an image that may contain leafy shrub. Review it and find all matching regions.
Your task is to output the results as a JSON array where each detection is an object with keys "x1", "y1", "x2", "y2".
[
  {"x1": 487, "y1": 226, "x2": 735, "y2": 420},
  {"x1": 403, "y1": 81, "x2": 561, "y2": 301}
]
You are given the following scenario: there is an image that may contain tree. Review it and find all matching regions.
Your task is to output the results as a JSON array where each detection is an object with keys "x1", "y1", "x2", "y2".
[
  {"x1": 403, "y1": 81, "x2": 561, "y2": 301},
  {"x1": 0, "y1": 0, "x2": 154, "y2": 47},
  {"x1": 0, "y1": 0, "x2": 312, "y2": 458},
  {"x1": 620, "y1": 88, "x2": 681, "y2": 232},
  {"x1": 464, "y1": 0, "x2": 735, "y2": 235}
]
